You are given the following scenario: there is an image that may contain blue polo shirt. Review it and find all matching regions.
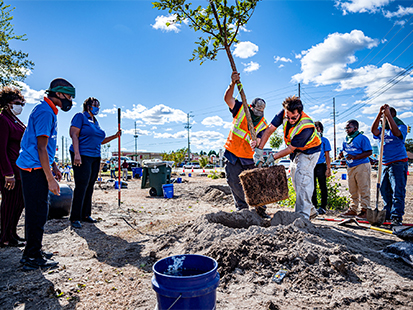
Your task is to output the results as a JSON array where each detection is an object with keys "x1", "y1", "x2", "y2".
[
  {"x1": 69, "y1": 112, "x2": 106, "y2": 157},
  {"x1": 317, "y1": 136, "x2": 332, "y2": 164},
  {"x1": 373, "y1": 124, "x2": 408, "y2": 165},
  {"x1": 17, "y1": 98, "x2": 58, "y2": 169},
  {"x1": 341, "y1": 133, "x2": 372, "y2": 168}
]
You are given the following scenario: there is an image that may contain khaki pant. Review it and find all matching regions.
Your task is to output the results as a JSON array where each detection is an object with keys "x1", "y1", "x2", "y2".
[{"x1": 347, "y1": 162, "x2": 371, "y2": 212}]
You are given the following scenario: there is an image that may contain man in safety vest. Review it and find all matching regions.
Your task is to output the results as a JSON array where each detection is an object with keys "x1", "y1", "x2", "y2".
[
  {"x1": 253, "y1": 96, "x2": 321, "y2": 220},
  {"x1": 223, "y1": 71, "x2": 269, "y2": 218}
]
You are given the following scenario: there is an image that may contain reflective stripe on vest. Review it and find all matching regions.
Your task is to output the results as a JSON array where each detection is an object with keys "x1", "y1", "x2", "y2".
[
  {"x1": 230, "y1": 105, "x2": 267, "y2": 143},
  {"x1": 224, "y1": 104, "x2": 268, "y2": 158},
  {"x1": 282, "y1": 112, "x2": 321, "y2": 150}
]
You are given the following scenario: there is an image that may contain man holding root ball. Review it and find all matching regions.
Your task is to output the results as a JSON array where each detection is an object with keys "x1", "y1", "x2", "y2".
[
  {"x1": 223, "y1": 71, "x2": 269, "y2": 218},
  {"x1": 252, "y1": 96, "x2": 321, "y2": 220}
]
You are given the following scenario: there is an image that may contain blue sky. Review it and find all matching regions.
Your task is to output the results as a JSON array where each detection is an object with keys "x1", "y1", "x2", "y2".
[{"x1": 8, "y1": 0, "x2": 413, "y2": 160}]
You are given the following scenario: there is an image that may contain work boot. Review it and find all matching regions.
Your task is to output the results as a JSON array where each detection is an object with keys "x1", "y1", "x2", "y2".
[
  {"x1": 255, "y1": 206, "x2": 271, "y2": 219},
  {"x1": 310, "y1": 207, "x2": 319, "y2": 220},
  {"x1": 340, "y1": 209, "x2": 357, "y2": 218},
  {"x1": 356, "y1": 209, "x2": 367, "y2": 220}
]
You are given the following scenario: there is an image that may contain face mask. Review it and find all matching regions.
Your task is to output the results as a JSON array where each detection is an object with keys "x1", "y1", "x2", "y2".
[
  {"x1": 11, "y1": 104, "x2": 23, "y2": 115},
  {"x1": 60, "y1": 97, "x2": 73, "y2": 112},
  {"x1": 91, "y1": 106, "x2": 99, "y2": 115}
]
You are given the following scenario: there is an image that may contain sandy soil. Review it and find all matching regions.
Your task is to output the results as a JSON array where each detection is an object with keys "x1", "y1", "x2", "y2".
[{"x1": 0, "y1": 168, "x2": 413, "y2": 310}]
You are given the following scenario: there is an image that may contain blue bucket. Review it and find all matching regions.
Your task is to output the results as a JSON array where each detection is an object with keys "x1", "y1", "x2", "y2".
[
  {"x1": 152, "y1": 254, "x2": 220, "y2": 310},
  {"x1": 188, "y1": 173, "x2": 192, "y2": 177},
  {"x1": 341, "y1": 173, "x2": 347, "y2": 180},
  {"x1": 177, "y1": 177, "x2": 182, "y2": 183},
  {"x1": 162, "y1": 184, "x2": 174, "y2": 199}
]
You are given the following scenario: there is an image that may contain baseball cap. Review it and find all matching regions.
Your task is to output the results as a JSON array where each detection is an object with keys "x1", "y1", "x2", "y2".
[{"x1": 251, "y1": 98, "x2": 266, "y2": 116}]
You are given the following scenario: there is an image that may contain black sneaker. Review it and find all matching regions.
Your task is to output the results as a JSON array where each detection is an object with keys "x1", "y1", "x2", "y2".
[
  {"x1": 391, "y1": 217, "x2": 403, "y2": 230},
  {"x1": 23, "y1": 257, "x2": 58, "y2": 271},
  {"x1": 317, "y1": 207, "x2": 327, "y2": 215},
  {"x1": 256, "y1": 207, "x2": 271, "y2": 219},
  {"x1": 71, "y1": 221, "x2": 82, "y2": 229},
  {"x1": 20, "y1": 250, "x2": 54, "y2": 264}
]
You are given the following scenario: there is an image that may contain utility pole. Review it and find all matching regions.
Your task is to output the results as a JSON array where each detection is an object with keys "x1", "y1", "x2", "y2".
[
  {"x1": 185, "y1": 112, "x2": 193, "y2": 162},
  {"x1": 61, "y1": 136, "x2": 64, "y2": 164},
  {"x1": 134, "y1": 121, "x2": 138, "y2": 160},
  {"x1": 65, "y1": 137, "x2": 69, "y2": 164},
  {"x1": 298, "y1": 83, "x2": 300, "y2": 98},
  {"x1": 333, "y1": 97, "x2": 337, "y2": 160}
]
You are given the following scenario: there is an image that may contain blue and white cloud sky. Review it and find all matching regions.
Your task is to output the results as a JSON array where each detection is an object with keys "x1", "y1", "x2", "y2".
[{"x1": 8, "y1": 0, "x2": 413, "y2": 158}]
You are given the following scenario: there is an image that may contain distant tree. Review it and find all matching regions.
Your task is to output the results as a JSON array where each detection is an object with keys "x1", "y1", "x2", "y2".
[
  {"x1": 406, "y1": 138, "x2": 413, "y2": 153},
  {"x1": 0, "y1": 1, "x2": 34, "y2": 86},
  {"x1": 153, "y1": 0, "x2": 261, "y2": 141},
  {"x1": 162, "y1": 148, "x2": 187, "y2": 166},
  {"x1": 208, "y1": 150, "x2": 217, "y2": 156},
  {"x1": 269, "y1": 130, "x2": 283, "y2": 150},
  {"x1": 198, "y1": 156, "x2": 209, "y2": 168},
  {"x1": 102, "y1": 143, "x2": 111, "y2": 159}
]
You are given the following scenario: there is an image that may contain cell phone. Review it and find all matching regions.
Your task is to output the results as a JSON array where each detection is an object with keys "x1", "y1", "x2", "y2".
[{"x1": 272, "y1": 269, "x2": 288, "y2": 284}]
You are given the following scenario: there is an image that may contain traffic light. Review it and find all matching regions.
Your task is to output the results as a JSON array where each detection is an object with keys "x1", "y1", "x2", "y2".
[{"x1": 408, "y1": 126, "x2": 411, "y2": 133}]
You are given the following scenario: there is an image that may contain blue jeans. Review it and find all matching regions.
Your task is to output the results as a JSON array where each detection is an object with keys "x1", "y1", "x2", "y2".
[{"x1": 380, "y1": 161, "x2": 408, "y2": 221}]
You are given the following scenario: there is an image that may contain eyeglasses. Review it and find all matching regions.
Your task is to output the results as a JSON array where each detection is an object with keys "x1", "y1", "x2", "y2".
[{"x1": 344, "y1": 126, "x2": 354, "y2": 130}]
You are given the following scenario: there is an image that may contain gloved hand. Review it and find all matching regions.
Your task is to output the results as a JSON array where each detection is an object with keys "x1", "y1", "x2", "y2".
[
  {"x1": 254, "y1": 148, "x2": 264, "y2": 167},
  {"x1": 265, "y1": 153, "x2": 275, "y2": 166}
]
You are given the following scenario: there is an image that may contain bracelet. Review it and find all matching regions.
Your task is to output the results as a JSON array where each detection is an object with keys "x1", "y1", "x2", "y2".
[{"x1": 5, "y1": 175, "x2": 15, "y2": 179}]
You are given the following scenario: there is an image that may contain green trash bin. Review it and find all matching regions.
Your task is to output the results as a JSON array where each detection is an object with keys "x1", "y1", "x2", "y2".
[{"x1": 141, "y1": 161, "x2": 172, "y2": 196}]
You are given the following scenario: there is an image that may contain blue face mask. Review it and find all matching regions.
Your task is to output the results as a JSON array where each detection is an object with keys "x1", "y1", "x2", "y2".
[{"x1": 91, "y1": 106, "x2": 99, "y2": 115}]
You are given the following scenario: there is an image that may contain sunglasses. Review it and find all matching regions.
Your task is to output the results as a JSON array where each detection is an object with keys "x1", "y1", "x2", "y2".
[
  {"x1": 287, "y1": 115, "x2": 300, "y2": 121},
  {"x1": 344, "y1": 126, "x2": 354, "y2": 130}
]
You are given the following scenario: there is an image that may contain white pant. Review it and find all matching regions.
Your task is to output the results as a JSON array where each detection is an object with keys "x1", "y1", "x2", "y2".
[{"x1": 290, "y1": 152, "x2": 320, "y2": 219}]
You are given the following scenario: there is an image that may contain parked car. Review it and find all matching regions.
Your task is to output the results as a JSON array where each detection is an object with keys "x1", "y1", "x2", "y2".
[
  {"x1": 278, "y1": 159, "x2": 291, "y2": 170},
  {"x1": 183, "y1": 162, "x2": 201, "y2": 169},
  {"x1": 331, "y1": 159, "x2": 346, "y2": 169},
  {"x1": 102, "y1": 156, "x2": 140, "y2": 172}
]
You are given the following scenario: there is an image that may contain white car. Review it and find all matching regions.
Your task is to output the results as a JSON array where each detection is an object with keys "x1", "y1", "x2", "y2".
[
  {"x1": 183, "y1": 162, "x2": 200, "y2": 169},
  {"x1": 278, "y1": 159, "x2": 291, "y2": 169}
]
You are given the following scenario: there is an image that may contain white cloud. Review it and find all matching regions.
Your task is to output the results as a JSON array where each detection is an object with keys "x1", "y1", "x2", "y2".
[
  {"x1": 308, "y1": 103, "x2": 329, "y2": 114},
  {"x1": 121, "y1": 104, "x2": 187, "y2": 125},
  {"x1": 97, "y1": 114, "x2": 107, "y2": 118},
  {"x1": 152, "y1": 14, "x2": 181, "y2": 33},
  {"x1": 101, "y1": 107, "x2": 117, "y2": 114},
  {"x1": 201, "y1": 116, "x2": 232, "y2": 128},
  {"x1": 278, "y1": 64, "x2": 285, "y2": 69},
  {"x1": 383, "y1": 5, "x2": 413, "y2": 18},
  {"x1": 399, "y1": 111, "x2": 413, "y2": 118},
  {"x1": 153, "y1": 129, "x2": 226, "y2": 150},
  {"x1": 233, "y1": 41, "x2": 258, "y2": 59},
  {"x1": 229, "y1": 23, "x2": 250, "y2": 33},
  {"x1": 274, "y1": 56, "x2": 292, "y2": 63},
  {"x1": 293, "y1": 30, "x2": 378, "y2": 85},
  {"x1": 335, "y1": 0, "x2": 392, "y2": 15},
  {"x1": 165, "y1": 128, "x2": 173, "y2": 131},
  {"x1": 17, "y1": 82, "x2": 45, "y2": 104},
  {"x1": 242, "y1": 61, "x2": 260, "y2": 73},
  {"x1": 123, "y1": 128, "x2": 151, "y2": 136},
  {"x1": 324, "y1": 120, "x2": 375, "y2": 150},
  {"x1": 151, "y1": 126, "x2": 157, "y2": 130}
]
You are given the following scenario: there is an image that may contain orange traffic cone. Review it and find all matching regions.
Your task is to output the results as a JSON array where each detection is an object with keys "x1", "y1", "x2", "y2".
[
  {"x1": 183, "y1": 169, "x2": 185, "y2": 173},
  {"x1": 203, "y1": 168, "x2": 205, "y2": 173},
  {"x1": 192, "y1": 168, "x2": 194, "y2": 172}
]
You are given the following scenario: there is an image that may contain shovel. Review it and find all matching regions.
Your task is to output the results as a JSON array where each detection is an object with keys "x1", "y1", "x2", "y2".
[
  {"x1": 366, "y1": 115, "x2": 387, "y2": 226},
  {"x1": 339, "y1": 218, "x2": 394, "y2": 235}
]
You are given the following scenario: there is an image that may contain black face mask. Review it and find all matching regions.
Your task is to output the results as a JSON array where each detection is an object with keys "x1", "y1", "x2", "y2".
[{"x1": 60, "y1": 97, "x2": 73, "y2": 112}]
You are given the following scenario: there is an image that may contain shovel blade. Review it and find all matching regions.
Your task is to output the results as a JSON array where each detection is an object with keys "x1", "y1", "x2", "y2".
[{"x1": 366, "y1": 208, "x2": 386, "y2": 226}]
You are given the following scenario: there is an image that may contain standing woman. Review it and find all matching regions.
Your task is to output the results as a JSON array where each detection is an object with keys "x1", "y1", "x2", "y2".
[
  {"x1": 0, "y1": 87, "x2": 26, "y2": 247},
  {"x1": 69, "y1": 97, "x2": 120, "y2": 228}
]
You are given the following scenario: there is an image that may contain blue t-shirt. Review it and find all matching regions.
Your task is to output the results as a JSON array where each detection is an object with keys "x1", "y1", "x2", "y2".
[
  {"x1": 341, "y1": 133, "x2": 372, "y2": 168},
  {"x1": 17, "y1": 100, "x2": 58, "y2": 169},
  {"x1": 373, "y1": 124, "x2": 407, "y2": 164},
  {"x1": 317, "y1": 136, "x2": 332, "y2": 164},
  {"x1": 69, "y1": 112, "x2": 106, "y2": 157},
  {"x1": 271, "y1": 109, "x2": 321, "y2": 159}
]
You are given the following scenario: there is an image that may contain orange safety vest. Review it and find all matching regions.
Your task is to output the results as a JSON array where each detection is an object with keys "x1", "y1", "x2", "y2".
[
  {"x1": 224, "y1": 104, "x2": 268, "y2": 158},
  {"x1": 283, "y1": 111, "x2": 321, "y2": 151}
]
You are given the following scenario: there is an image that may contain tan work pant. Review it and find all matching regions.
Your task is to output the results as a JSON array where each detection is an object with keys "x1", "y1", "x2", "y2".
[{"x1": 347, "y1": 162, "x2": 371, "y2": 212}]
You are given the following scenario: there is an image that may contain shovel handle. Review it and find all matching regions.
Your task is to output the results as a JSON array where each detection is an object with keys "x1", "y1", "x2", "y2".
[
  {"x1": 375, "y1": 115, "x2": 386, "y2": 209},
  {"x1": 369, "y1": 226, "x2": 393, "y2": 235}
]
